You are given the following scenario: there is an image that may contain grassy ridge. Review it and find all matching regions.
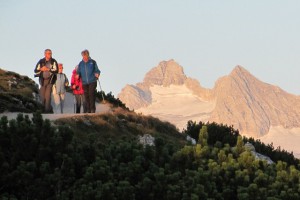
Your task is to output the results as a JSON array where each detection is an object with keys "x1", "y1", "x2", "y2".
[
  {"x1": 0, "y1": 68, "x2": 42, "y2": 113},
  {"x1": 54, "y1": 107, "x2": 185, "y2": 146}
]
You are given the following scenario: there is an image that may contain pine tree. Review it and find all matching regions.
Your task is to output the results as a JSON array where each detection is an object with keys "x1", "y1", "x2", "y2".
[{"x1": 198, "y1": 126, "x2": 208, "y2": 146}]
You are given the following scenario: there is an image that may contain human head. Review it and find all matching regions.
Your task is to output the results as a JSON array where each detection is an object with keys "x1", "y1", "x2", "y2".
[
  {"x1": 58, "y1": 63, "x2": 63, "y2": 73},
  {"x1": 81, "y1": 49, "x2": 90, "y2": 62},
  {"x1": 73, "y1": 67, "x2": 80, "y2": 79},
  {"x1": 44, "y1": 49, "x2": 52, "y2": 60}
]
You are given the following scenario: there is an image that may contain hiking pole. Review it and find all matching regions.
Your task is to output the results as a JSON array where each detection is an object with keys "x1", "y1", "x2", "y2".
[
  {"x1": 73, "y1": 94, "x2": 76, "y2": 113},
  {"x1": 97, "y1": 79, "x2": 105, "y2": 103}
]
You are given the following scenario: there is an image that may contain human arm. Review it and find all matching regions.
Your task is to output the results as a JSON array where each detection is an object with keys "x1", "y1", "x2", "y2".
[
  {"x1": 34, "y1": 59, "x2": 43, "y2": 73},
  {"x1": 51, "y1": 59, "x2": 59, "y2": 74},
  {"x1": 94, "y1": 60, "x2": 101, "y2": 78},
  {"x1": 64, "y1": 74, "x2": 69, "y2": 87},
  {"x1": 71, "y1": 73, "x2": 79, "y2": 90},
  {"x1": 76, "y1": 64, "x2": 81, "y2": 77}
]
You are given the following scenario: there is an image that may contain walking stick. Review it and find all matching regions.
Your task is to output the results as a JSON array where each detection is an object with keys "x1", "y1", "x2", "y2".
[
  {"x1": 73, "y1": 94, "x2": 76, "y2": 113},
  {"x1": 97, "y1": 79, "x2": 105, "y2": 103}
]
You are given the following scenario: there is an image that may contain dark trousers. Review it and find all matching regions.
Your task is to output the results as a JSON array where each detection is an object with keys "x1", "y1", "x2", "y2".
[
  {"x1": 40, "y1": 79, "x2": 53, "y2": 113},
  {"x1": 75, "y1": 94, "x2": 86, "y2": 113},
  {"x1": 82, "y1": 81, "x2": 97, "y2": 113}
]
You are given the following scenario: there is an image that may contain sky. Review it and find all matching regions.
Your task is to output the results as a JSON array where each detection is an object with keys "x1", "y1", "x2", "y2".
[{"x1": 1, "y1": 0, "x2": 300, "y2": 95}]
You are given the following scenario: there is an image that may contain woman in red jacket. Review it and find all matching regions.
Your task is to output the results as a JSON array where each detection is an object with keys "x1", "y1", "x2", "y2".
[{"x1": 71, "y1": 68, "x2": 86, "y2": 113}]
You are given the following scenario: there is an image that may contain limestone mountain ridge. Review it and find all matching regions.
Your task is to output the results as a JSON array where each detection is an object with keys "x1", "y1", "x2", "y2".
[{"x1": 118, "y1": 60, "x2": 300, "y2": 138}]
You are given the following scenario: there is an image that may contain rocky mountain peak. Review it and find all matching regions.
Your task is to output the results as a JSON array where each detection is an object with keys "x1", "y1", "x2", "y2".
[
  {"x1": 210, "y1": 64, "x2": 300, "y2": 137},
  {"x1": 230, "y1": 65, "x2": 253, "y2": 79},
  {"x1": 232, "y1": 65, "x2": 247, "y2": 72},
  {"x1": 143, "y1": 59, "x2": 187, "y2": 86},
  {"x1": 118, "y1": 60, "x2": 188, "y2": 110}
]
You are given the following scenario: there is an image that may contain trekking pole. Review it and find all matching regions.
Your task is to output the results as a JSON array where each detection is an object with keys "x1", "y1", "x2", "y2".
[
  {"x1": 73, "y1": 94, "x2": 76, "y2": 113},
  {"x1": 97, "y1": 79, "x2": 105, "y2": 103}
]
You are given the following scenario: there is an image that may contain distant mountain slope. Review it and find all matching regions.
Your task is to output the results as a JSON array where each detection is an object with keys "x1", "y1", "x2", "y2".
[
  {"x1": 137, "y1": 84, "x2": 215, "y2": 130},
  {"x1": 211, "y1": 66, "x2": 300, "y2": 137},
  {"x1": 118, "y1": 60, "x2": 211, "y2": 110},
  {"x1": 118, "y1": 60, "x2": 300, "y2": 139}
]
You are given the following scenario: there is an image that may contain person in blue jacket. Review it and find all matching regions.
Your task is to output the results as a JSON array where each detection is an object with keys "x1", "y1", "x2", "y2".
[{"x1": 77, "y1": 49, "x2": 100, "y2": 113}]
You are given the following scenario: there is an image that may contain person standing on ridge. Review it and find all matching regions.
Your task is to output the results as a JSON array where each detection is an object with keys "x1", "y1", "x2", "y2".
[
  {"x1": 52, "y1": 63, "x2": 69, "y2": 114},
  {"x1": 34, "y1": 49, "x2": 58, "y2": 113},
  {"x1": 71, "y1": 66, "x2": 86, "y2": 113},
  {"x1": 77, "y1": 49, "x2": 100, "y2": 113}
]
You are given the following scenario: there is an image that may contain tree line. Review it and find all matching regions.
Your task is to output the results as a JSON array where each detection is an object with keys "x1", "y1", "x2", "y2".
[{"x1": 183, "y1": 120, "x2": 299, "y2": 167}]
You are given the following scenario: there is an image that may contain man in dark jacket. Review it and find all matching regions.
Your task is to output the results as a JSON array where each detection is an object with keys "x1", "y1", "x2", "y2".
[
  {"x1": 34, "y1": 49, "x2": 58, "y2": 113},
  {"x1": 77, "y1": 49, "x2": 100, "y2": 113}
]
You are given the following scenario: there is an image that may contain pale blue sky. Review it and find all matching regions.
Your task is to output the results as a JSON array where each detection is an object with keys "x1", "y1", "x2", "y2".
[{"x1": 1, "y1": 0, "x2": 300, "y2": 95}]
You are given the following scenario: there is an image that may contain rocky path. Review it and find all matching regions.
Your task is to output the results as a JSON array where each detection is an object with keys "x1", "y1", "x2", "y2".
[{"x1": 0, "y1": 92, "x2": 111, "y2": 121}]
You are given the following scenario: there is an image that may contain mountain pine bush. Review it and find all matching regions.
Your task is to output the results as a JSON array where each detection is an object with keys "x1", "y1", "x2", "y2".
[{"x1": 1, "y1": 114, "x2": 300, "y2": 199}]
